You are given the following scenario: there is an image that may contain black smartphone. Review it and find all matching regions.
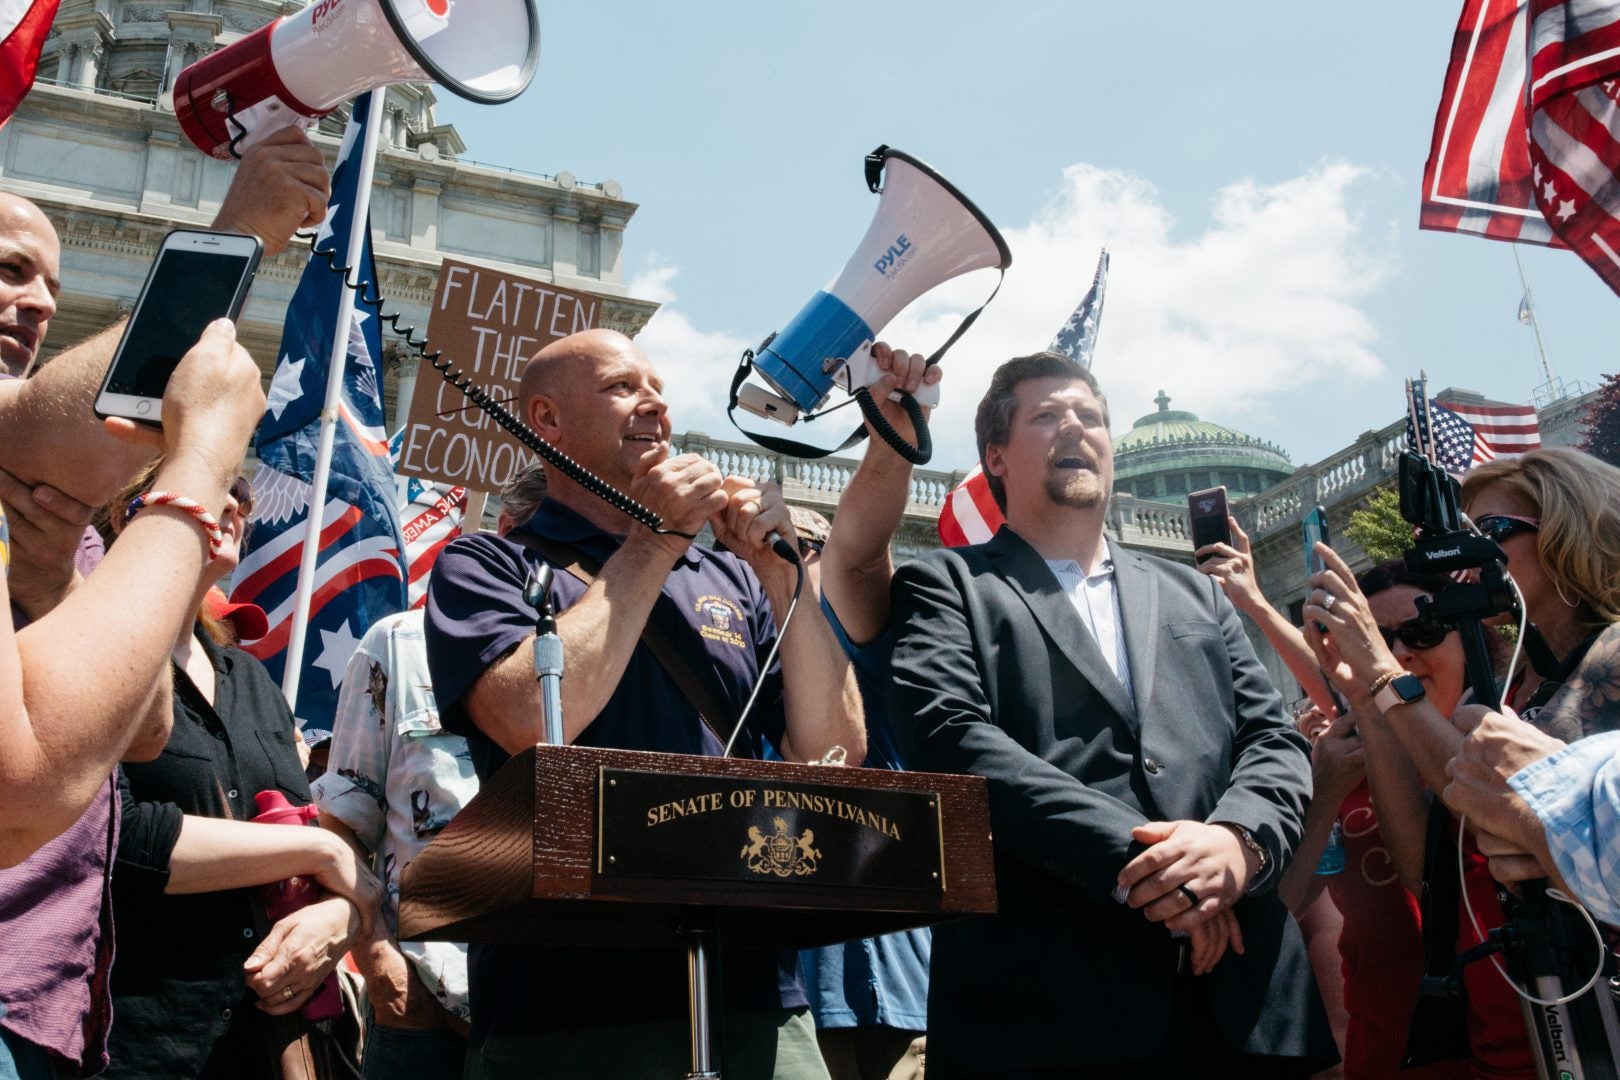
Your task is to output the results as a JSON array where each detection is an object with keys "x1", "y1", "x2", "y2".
[
  {"x1": 1302, "y1": 505, "x2": 1330, "y2": 576},
  {"x1": 95, "y1": 229, "x2": 263, "y2": 425},
  {"x1": 1188, "y1": 486, "x2": 1231, "y2": 562}
]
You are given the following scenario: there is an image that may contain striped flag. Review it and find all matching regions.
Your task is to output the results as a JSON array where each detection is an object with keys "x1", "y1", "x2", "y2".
[
  {"x1": 1048, "y1": 248, "x2": 1109, "y2": 368},
  {"x1": 231, "y1": 93, "x2": 407, "y2": 725},
  {"x1": 1438, "y1": 398, "x2": 1542, "y2": 461},
  {"x1": 1422, "y1": 0, "x2": 1620, "y2": 296},
  {"x1": 388, "y1": 429, "x2": 465, "y2": 609},
  {"x1": 1421, "y1": 0, "x2": 1564, "y2": 245},
  {"x1": 1407, "y1": 380, "x2": 1542, "y2": 472},
  {"x1": 936, "y1": 464, "x2": 1003, "y2": 547},
  {"x1": 1523, "y1": 1, "x2": 1620, "y2": 293},
  {"x1": 0, "y1": 0, "x2": 60, "y2": 128}
]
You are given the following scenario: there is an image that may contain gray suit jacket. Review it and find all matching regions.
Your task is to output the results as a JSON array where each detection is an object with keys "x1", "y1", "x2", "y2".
[{"x1": 889, "y1": 526, "x2": 1335, "y2": 1076}]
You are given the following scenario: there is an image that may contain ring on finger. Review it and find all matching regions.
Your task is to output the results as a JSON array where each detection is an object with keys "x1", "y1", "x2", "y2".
[
  {"x1": 281, "y1": 986, "x2": 295, "y2": 1001},
  {"x1": 1177, "y1": 883, "x2": 1199, "y2": 908},
  {"x1": 1321, "y1": 593, "x2": 1337, "y2": 611}
]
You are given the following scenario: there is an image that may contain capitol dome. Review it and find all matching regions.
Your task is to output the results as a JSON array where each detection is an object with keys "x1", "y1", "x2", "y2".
[{"x1": 1112, "y1": 391, "x2": 1293, "y2": 503}]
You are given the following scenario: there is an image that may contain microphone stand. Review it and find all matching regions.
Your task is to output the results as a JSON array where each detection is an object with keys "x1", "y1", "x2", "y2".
[
  {"x1": 524, "y1": 565, "x2": 564, "y2": 748},
  {"x1": 525, "y1": 562, "x2": 723, "y2": 1078}
]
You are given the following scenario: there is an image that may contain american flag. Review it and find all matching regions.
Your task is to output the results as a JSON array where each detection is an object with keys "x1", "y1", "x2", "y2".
[
  {"x1": 938, "y1": 250, "x2": 1114, "y2": 546},
  {"x1": 231, "y1": 93, "x2": 407, "y2": 725},
  {"x1": 1406, "y1": 380, "x2": 1541, "y2": 472},
  {"x1": 1422, "y1": 0, "x2": 1620, "y2": 296},
  {"x1": 388, "y1": 428, "x2": 465, "y2": 609},
  {"x1": 936, "y1": 464, "x2": 1003, "y2": 547},
  {"x1": 0, "y1": 0, "x2": 60, "y2": 128},
  {"x1": 1048, "y1": 248, "x2": 1109, "y2": 368}
]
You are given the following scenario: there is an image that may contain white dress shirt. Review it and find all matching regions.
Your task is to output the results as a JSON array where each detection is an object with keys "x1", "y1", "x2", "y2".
[{"x1": 1045, "y1": 542, "x2": 1134, "y2": 708}]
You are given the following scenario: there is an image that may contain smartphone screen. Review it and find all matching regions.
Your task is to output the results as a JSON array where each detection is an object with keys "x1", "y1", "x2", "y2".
[
  {"x1": 1303, "y1": 506, "x2": 1330, "y2": 575},
  {"x1": 1188, "y1": 486, "x2": 1231, "y2": 560},
  {"x1": 97, "y1": 232, "x2": 261, "y2": 422}
]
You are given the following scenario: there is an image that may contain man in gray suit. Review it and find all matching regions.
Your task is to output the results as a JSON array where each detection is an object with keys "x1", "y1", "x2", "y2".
[{"x1": 889, "y1": 352, "x2": 1335, "y2": 1078}]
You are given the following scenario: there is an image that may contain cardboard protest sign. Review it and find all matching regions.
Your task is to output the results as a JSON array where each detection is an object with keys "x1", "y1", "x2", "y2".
[{"x1": 397, "y1": 257, "x2": 601, "y2": 490}]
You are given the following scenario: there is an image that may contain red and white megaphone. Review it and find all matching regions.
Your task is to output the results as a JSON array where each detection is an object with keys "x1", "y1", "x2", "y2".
[{"x1": 174, "y1": 0, "x2": 539, "y2": 159}]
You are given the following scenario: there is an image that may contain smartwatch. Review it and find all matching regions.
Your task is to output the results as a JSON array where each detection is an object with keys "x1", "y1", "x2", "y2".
[{"x1": 1373, "y1": 673, "x2": 1426, "y2": 715}]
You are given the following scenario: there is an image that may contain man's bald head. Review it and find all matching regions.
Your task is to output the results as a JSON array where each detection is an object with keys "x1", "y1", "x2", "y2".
[
  {"x1": 0, "y1": 191, "x2": 62, "y2": 376},
  {"x1": 514, "y1": 328, "x2": 670, "y2": 493},
  {"x1": 518, "y1": 328, "x2": 638, "y2": 407}
]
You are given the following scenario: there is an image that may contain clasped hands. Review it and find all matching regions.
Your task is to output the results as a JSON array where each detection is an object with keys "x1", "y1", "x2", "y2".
[
  {"x1": 1116, "y1": 819, "x2": 1259, "y2": 976},
  {"x1": 629, "y1": 451, "x2": 795, "y2": 580}
]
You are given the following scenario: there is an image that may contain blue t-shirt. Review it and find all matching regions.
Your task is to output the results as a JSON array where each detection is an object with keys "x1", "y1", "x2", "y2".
[
  {"x1": 798, "y1": 599, "x2": 930, "y2": 1032},
  {"x1": 424, "y1": 498, "x2": 805, "y2": 1040}
]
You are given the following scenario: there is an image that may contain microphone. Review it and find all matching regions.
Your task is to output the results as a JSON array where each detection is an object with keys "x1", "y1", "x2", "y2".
[{"x1": 525, "y1": 564, "x2": 565, "y2": 747}]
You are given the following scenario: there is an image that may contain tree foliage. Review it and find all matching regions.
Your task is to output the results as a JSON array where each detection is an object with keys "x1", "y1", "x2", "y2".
[
  {"x1": 1578, "y1": 372, "x2": 1620, "y2": 468},
  {"x1": 1345, "y1": 486, "x2": 1412, "y2": 564}
]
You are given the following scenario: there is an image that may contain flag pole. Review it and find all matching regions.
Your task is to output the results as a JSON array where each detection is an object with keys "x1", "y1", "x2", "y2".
[
  {"x1": 1511, "y1": 246, "x2": 1556, "y2": 387},
  {"x1": 280, "y1": 91, "x2": 386, "y2": 714}
]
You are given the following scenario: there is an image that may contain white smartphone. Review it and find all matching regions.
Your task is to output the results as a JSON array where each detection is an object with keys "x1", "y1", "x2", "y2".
[{"x1": 95, "y1": 229, "x2": 263, "y2": 425}]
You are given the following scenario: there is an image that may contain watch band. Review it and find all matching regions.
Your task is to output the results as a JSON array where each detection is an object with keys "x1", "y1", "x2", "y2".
[
  {"x1": 1366, "y1": 670, "x2": 1401, "y2": 700},
  {"x1": 1374, "y1": 673, "x2": 1426, "y2": 716}
]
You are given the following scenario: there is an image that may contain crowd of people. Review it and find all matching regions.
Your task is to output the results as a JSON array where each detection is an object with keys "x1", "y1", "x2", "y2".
[{"x1": 2, "y1": 117, "x2": 1620, "y2": 1080}]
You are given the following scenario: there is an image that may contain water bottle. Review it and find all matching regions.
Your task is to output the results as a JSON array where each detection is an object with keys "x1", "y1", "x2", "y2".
[
  {"x1": 1315, "y1": 819, "x2": 1347, "y2": 876},
  {"x1": 251, "y1": 791, "x2": 343, "y2": 1020}
]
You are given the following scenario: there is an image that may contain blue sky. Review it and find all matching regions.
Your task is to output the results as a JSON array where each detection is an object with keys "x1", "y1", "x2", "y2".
[{"x1": 438, "y1": 1, "x2": 1619, "y2": 475}]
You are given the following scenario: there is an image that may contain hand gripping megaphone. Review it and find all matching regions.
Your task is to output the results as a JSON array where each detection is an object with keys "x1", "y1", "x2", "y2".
[
  {"x1": 173, "y1": 0, "x2": 540, "y2": 159},
  {"x1": 731, "y1": 145, "x2": 1011, "y2": 465}
]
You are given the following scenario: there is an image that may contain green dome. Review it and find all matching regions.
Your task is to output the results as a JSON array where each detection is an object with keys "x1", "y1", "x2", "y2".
[{"x1": 1112, "y1": 391, "x2": 1293, "y2": 503}]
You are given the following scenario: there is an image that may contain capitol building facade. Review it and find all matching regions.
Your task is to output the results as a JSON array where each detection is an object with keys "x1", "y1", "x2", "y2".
[{"x1": 1, "y1": 1, "x2": 1600, "y2": 703}]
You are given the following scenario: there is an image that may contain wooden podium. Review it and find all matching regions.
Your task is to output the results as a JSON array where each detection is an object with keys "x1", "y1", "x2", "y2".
[
  {"x1": 400, "y1": 744, "x2": 995, "y2": 1078},
  {"x1": 399, "y1": 743, "x2": 997, "y2": 950}
]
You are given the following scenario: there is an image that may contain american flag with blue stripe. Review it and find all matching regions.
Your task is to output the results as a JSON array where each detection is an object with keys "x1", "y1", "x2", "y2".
[
  {"x1": 388, "y1": 428, "x2": 465, "y2": 609},
  {"x1": 231, "y1": 92, "x2": 407, "y2": 725},
  {"x1": 1406, "y1": 376, "x2": 1541, "y2": 474},
  {"x1": 1048, "y1": 248, "x2": 1109, "y2": 368}
]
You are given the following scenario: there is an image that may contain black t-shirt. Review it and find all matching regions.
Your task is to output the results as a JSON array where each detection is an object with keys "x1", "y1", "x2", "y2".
[{"x1": 107, "y1": 631, "x2": 311, "y2": 1080}]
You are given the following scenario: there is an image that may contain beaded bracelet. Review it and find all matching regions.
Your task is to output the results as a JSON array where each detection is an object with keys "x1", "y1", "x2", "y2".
[{"x1": 125, "y1": 491, "x2": 224, "y2": 561}]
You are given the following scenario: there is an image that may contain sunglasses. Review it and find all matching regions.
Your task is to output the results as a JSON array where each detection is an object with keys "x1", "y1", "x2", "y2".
[
  {"x1": 1378, "y1": 615, "x2": 1454, "y2": 652},
  {"x1": 229, "y1": 476, "x2": 254, "y2": 519},
  {"x1": 797, "y1": 536, "x2": 825, "y2": 560},
  {"x1": 1474, "y1": 513, "x2": 1538, "y2": 545}
]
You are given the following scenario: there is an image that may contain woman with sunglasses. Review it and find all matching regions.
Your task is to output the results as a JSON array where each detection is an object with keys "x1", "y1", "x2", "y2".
[
  {"x1": 1460, "y1": 448, "x2": 1620, "y2": 738},
  {"x1": 1305, "y1": 554, "x2": 1532, "y2": 1079},
  {"x1": 96, "y1": 463, "x2": 380, "y2": 1079}
]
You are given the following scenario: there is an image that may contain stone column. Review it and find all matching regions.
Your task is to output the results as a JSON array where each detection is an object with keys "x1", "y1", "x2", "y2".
[
  {"x1": 551, "y1": 202, "x2": 579, "y2": 280},
  {"x1": 408, "y1": 176, "x2": 441, "y2": 250}
]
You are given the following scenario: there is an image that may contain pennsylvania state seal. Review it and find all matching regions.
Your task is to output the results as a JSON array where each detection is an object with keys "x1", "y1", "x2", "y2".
[{"x1": 741, "y1": 816, "x2": 821, "y2": 878}]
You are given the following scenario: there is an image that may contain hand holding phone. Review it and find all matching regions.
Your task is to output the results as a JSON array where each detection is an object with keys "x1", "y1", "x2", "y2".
[
  {"x1": 96, "y1": 230, "x2": 263, "y2": 427},
  {"x1": 1302, "y1": 506, "x2": 1331, "y2": 576},
  {"x1": 1188, "y1": 486, "x2": 1231, "y2": 563}
]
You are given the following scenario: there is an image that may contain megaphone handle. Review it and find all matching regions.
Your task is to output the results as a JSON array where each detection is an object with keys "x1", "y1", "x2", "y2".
[{"x1": 854, "y1": 386, "x2": 932, "y2": 466}]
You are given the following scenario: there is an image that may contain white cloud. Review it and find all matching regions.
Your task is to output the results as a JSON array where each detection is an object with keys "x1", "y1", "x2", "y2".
[
  {"x1": 632, "y1": 160, "x2": 1393, "y2": 473},
  {"x1": 628, "y1": 262, "x2": 750, "y2": 440}
]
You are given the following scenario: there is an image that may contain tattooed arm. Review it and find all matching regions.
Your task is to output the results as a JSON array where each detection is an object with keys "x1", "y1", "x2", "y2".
[{"x1": 1530, "y1": 623, "x2": 1620, "y2": 742}]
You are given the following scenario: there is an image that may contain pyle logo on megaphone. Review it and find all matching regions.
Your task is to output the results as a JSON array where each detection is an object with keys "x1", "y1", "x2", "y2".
[
  {"x1": 173, "y1": 0, "x2": 538, "y2": 160},
  {"x1": 873, "y1": 234, "x2": 915, "y2": 279}
]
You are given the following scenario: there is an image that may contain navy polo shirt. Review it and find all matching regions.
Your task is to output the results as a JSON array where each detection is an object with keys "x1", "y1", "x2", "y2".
[{"x1": 424, "y1": 498, "x2": 805, "y2": 1041}]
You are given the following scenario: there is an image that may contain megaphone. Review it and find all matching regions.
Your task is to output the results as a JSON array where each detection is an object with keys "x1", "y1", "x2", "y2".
[
  {"x1": 734, "y1": 145, "x2": 1011, "y2": 465},
  {"x1": 173, "y1": 0, "x2": 540, "y2": 159}
]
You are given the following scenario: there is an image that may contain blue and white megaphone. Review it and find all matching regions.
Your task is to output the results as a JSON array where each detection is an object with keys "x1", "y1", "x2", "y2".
[{"x1": 732, "y1": 145, "x2": 1011, "y2": 465}]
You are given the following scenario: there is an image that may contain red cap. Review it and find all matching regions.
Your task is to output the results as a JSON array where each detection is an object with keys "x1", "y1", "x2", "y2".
[{"x1": 206, "y1": 586, "x2": 269, "y2": 642}]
